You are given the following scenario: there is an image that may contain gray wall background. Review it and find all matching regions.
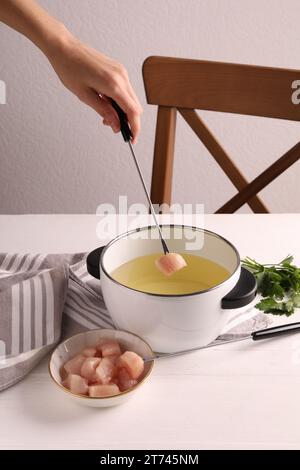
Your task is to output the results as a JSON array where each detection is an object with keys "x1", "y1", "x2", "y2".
[{"x1": 1, "y1": 0, "x2": 300, "y2": 214}]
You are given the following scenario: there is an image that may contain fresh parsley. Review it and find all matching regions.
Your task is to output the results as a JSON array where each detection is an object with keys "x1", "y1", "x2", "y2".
[{"x1": 242, "y1": 255, "x2": 300, "y2": 316}]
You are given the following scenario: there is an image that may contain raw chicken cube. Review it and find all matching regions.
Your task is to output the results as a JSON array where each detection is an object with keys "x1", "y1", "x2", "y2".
[
  {"x1": 95, "y1": 356, "x2": 117, "y2": 385},
  {"x1": 63, "y1": 374, "x2": 88, "y2": 395},
  {"x1": 89, "y1": 384, "x2": 120, "y2": 397},
  {"x1": 155, "y1": 252, "x2": 187, "y2": 276},
  {"x1": 117, "y1": 351, "x2": 144, "y2": 380},
  {"x1": 80, "y1": 357, "x2": 101, "y2": 382},
  {"x1": 64, "y1": 354, "x2": 86, "y2": 375},
  {"x1": 118, "y1": 368, "x2": 138, "y2": 391},
  {"x1": 112, "y1": 377, "x2": 119, "y2": 386},
  {"x1": 99, "y1": 341, "x2": 122, "y2": 357},
  {"x1": 106, "y1": 354, "x2": 119, "y2": 365},
  {"x1": 82, "y1": 347, "x2": 97, "y2": 357}
]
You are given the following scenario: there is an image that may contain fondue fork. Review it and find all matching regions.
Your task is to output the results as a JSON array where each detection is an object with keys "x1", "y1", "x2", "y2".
[
  {"x1": 110, "y1": 99, "x2": 169, "y2": 255},
  {"x1": 142, "y1": 322, "x2": 300, "y2": 362},
  {"x1": 111, "y1": 99, "x2": 188, "y2": 275}
]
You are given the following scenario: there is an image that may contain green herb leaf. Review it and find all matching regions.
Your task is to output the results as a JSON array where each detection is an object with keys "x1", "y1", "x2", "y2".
[
  {"x1": 255, "y1": 297, "x2": 295, "y2": 316},
  {"x1": 259, "y1": 272, "x2": 285, "y2": 298},
  {"x1": 255, "y1": 297, "x2": 282, "y2": 312},
  {"x1": 242, "y1": 255, "x2": 300, "y2": 317},
  {"x1": 291, "y1": 294, "x2": 300, "y2": 308}
]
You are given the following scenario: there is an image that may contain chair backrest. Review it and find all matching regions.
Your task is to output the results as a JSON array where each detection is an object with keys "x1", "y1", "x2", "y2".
[{"x1": 142, "y1": 56, "x2": 300, "y2": 213}]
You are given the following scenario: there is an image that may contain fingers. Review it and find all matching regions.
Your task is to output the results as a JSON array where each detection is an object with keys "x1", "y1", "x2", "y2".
[
  {"x1": 126, "y1": 80, "x2": 143, "y2": 116},
  {"x1": 125, "y1": 83, "x2": 143, "y2": 144},
  {"x1": 108, "y1": 63, "x2": 142, "y2": 142},
  {"x1": 79, "y1": 68, "x2": 142, "y2": 143},
  {"x1": 81, "y1": 89, "x2": 120, "y2": 133}
]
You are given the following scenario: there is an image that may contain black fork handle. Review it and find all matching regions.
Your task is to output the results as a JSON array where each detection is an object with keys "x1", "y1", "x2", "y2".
[
  {"x1": 252, "y1": 322, "x2": 300, "y2": 340},
  {"x1": 110, "y1": 99, "x2": 132, "y2": 142}
]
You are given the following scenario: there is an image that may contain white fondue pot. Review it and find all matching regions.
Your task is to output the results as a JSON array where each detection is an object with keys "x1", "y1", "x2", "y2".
[{"x1": 87, "y1": 225, "x2": 256, "y2": 353}]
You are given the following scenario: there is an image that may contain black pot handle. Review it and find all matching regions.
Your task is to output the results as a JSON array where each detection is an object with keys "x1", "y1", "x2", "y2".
[
  {"x1": 221, "y1": 267, "x2": 257, "y2": 309},
  {"x1": 86, "y1": 246, "x2": 106, "y2": 279}
]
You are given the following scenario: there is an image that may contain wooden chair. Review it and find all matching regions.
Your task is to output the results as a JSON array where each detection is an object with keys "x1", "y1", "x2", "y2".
[{"x1": 142, "y1": 56, "x2": 300, "y2": 213}]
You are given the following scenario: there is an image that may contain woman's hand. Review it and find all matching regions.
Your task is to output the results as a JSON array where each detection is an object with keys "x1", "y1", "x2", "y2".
[
  {"x1": 0, "y1": 0, "x2": 142, "y2": 143},
  {"x1": 47, "y1": 33, "x2": 142, "y2": 143}
]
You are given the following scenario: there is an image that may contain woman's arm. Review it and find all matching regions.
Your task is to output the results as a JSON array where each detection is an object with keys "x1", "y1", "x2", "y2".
[{"x1": 0, "y1": 0, "x2": 142, "y2": 143}]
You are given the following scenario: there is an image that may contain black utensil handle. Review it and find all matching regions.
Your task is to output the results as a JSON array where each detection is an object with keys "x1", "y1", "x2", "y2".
[
  {"x1": 86, "y1": 246, "x2": 106, "y2": 279},
  {"x1": 252, "y1": 322, "x2": 300, "y2": 340},
  {"x1": 110, "y1": 98, "x2": 132, "y2": 142}
]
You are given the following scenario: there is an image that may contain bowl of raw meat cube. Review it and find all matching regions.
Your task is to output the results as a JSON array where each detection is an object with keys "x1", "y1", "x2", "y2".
[{"x1": 49, "y1": 328, "x2": 154, "y2": 407}]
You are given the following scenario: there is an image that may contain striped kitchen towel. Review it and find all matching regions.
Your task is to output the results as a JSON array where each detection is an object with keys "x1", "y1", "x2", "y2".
[{"x1": 0, "y1": 252, "x2": 113, "y2": 392}]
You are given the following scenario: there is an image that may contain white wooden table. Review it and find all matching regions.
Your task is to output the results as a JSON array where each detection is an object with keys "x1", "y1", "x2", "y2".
[{"x1": 1, "y1": 214, "x2": 300, "y2": 450}]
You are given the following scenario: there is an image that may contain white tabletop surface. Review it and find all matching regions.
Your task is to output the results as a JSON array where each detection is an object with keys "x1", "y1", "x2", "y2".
[{"x1": 1, "y1": 213, "x2": 300, "y2": 450}]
